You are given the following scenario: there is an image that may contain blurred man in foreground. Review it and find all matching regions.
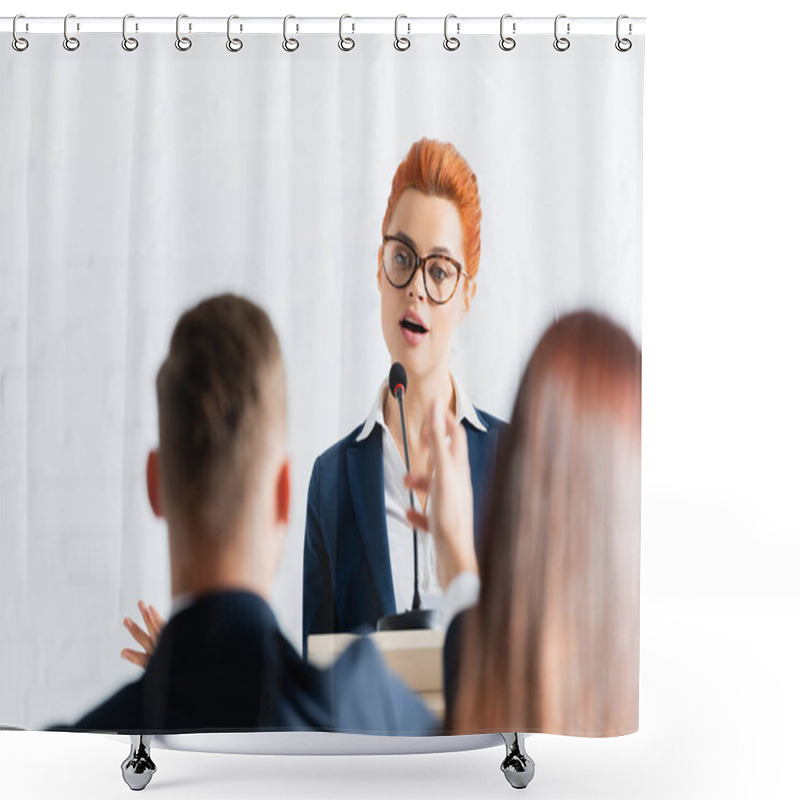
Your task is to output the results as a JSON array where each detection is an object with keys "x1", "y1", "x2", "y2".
[{"x1": 66, "y1": 294, "x2": 435, "y2": 735}]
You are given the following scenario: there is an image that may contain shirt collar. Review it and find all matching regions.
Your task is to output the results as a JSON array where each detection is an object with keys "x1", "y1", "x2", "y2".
[
  {"x1": 454, "y1": 375, "x2": 488, "y2": 433},
  {"x1": 355, "y1": 374, "x2": 487, "y2": 442}
]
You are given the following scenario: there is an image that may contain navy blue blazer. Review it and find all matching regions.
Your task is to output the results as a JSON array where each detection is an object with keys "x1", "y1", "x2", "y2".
[
  {"x1": 58, "y1": 590, "x2": 435, "y2": 735},
  {"x1": 303, "y1": 408, "x2": 506, "y2": 654}
]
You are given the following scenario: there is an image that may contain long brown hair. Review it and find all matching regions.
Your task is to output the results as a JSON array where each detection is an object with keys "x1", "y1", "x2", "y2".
[{"x1": 449, "y1": 311, "x2": 641, "y2": 736}]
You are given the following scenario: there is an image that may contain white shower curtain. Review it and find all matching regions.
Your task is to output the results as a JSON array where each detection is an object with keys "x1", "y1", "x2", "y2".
[{"x1": 1, "y1": 28, "x2": 643, "y2": 729}]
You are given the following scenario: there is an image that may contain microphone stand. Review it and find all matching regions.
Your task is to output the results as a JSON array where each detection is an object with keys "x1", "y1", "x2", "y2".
[
  {"x1": 397, "y1": 387, "x2": 422, "y2": 612},
  {"x1": 377, "y1": 384, "x2": 440, "y2": 632}
]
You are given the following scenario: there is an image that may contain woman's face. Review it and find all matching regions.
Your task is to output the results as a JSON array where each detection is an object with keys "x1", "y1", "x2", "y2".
[{"x1": 379, "y1": 188, "x2": 469, "y2": 383}]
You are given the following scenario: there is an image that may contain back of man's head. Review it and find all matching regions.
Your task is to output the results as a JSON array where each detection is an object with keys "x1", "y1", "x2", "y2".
[{"x1": 155, "y1": 294, "x2": 285, "y2": 541}]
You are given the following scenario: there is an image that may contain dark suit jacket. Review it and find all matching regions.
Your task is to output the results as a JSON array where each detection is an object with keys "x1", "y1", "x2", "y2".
[
  {"x1": 59, "y1": 590, "x2": 435, "y2": 735},
  {"x1": 303, "y1": 409, "x2": 506, "y2": 654},
  {"x1": 442, "y1": 609, "x2": 469, "y2": 723}
]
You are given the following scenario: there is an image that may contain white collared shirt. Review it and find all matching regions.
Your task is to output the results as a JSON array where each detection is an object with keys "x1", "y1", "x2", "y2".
[{"x1": 356, "y1": 375, "x2": 485, "y2": 624}]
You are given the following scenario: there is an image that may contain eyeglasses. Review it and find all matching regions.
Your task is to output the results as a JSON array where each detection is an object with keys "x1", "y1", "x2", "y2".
[{"x1": 381, "y1": 235, "x2": 466, "y2": 305}]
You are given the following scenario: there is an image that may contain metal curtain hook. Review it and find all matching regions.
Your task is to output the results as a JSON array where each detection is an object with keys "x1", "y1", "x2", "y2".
[
  {"x1": 175, "y1": 14, "x2": 192, "y2": 50},
  {"x1": 226, "y1": 15, "x2": 243, "y2": 51},
  {"x1": 444, "y1": 14, "x2": 460, "y2": 51},
  {"x1": 553, "y1": 14, "x2": 570, "y2": 52},
  {"x1": 63, "y1": 13, "x2": 80, "y2": 51},
  {"x1": 499, "y1": 14, "x2": 516, "y2": 51},
  {"x1": 394, "y1": 14, "x2": 410, "y2": 51},
  {"x1": 122, "y1": 14, "x2": 138, "y2": 51},
  {"x1": 338, "y1": 14, "x2": 355, "y2": 51},
  {"x1": 615, "y1": 14, "x2": 632, "y2": 51},
  {"x1": 283, "y1": 15, "x2": 299, "y2": 52},
  {"x1": 12, "y1": 14, "x2": 29, "y2": 51}
]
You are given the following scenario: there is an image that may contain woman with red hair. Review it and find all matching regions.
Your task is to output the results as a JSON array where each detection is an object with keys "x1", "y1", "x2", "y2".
[
  {"x1": 302, "y1": 139, "x2": 506, "y2": 651},
  {"x1": 118, "y1": 138, "x2": 504, "y2": 670}
]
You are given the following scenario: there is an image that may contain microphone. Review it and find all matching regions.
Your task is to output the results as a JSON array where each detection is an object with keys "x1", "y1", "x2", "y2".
[
  {"x1": 389, "y1": 362, "x2": 407, "y2": 402},
  {"x1": 376, "y1": 362, "x2": 439, "y2": 632}
]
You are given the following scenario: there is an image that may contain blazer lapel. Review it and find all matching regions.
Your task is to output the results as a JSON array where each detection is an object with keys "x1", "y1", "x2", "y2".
[{"x1": 346, "y1": 427, "x2": 396, "y2": 618}]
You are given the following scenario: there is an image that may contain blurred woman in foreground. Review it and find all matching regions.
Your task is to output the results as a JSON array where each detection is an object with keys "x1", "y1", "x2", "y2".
[{"x1": 406, "y1": 310, "x2": 641, "y2": 735}]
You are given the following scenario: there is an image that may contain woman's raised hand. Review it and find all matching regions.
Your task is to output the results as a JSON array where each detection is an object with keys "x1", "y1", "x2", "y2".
[
  {"x1": 121, "y1": 600, "x2": 165, "y2": 669},
  {"x1": 404, "y1": 400, "x2": 478, "y2": 590}
]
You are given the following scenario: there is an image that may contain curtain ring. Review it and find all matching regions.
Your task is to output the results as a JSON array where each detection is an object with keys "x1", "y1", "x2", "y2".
[
  {"x1": 615, "y1": 15, "x2": 632, "y2": 52},
  {"x1": 338, "y1": 14, "x2": 355, "y2": 51},
  {"x1": 553, "y1": 14, "x2": 570, "y2": 51},
  {"x1": 394, "y1": 14, "x2": 410, "y2": 51},
  {"x1": 12, "y1": 15, "x2": 29, "y2": 52},
  {"x1": 499, "y1": 14, "x2": 516, "y2": 51},
  {"x1": 63, "y1": 13, "x2": 80, "y2": 51},
  {"x1": 175, "y1": 14, "x2": 192, "y2": 51},
  {"x1": 283, "y1": 15, "x2": 299, "y2": 52},
  {"x1": 226, "y1": 15, "x2": 243, "y2": 52},
  {"x1": 121, "y1": 14, "x2": 138, "y2": 51},
  {"x1": 443, "y1": 14, "x2": 460, "y2": 51}
]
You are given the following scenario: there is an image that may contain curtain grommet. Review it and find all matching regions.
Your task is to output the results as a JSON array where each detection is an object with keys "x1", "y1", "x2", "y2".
[
  {"x1": 226, "y1": 15, "x2": 243, "y2": 52},
  {"x1": 175, "y1": 14, "x2": 192, "y2": 51},
  {"x1": 499, "y1": 14, "x2": 516, "y2": 51},
  {"x1": 12, "y1": 15, "x2": 29, "y2": 51},
  {"x1": 394, "y1": 15, "x2": 410, "y2": 51},
  {"x1": 338, "y1": 14, "x2": 355, "y2": 51},
  {"x1": 443, "y1": 14, "x2": 460, "y2": 51},
  {"x1": 63, "y1": 13, "x2": 80, "y2": 51},
  {"x1": 121, "y1": 14, "x2": 139, "y2": 52},
  {"x1": 553, "y1": 14, "x2": 570, "y2": 52}
]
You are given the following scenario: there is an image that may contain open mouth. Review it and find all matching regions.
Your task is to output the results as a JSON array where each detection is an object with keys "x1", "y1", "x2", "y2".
[{"x1": 400, "y1": 318, "x2": 428, "y2": 335}]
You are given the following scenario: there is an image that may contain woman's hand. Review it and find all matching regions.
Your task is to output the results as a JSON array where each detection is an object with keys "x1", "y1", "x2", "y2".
[
  {"x1": 404, "y1": 400, "x2": 478, "y2": 590},
  {"x1": 121, "y1": 600, "x2": 165, "y2": 669}
]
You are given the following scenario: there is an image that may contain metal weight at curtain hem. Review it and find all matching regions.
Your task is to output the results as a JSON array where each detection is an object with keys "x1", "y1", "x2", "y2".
[{"x1": 6, "y1": 15, "x2": 637, "y2": 53}]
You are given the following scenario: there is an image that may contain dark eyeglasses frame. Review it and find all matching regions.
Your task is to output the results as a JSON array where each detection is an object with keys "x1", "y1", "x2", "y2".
[{"x1": 381, "y1": 235, "x2": 467, "y2": 305}]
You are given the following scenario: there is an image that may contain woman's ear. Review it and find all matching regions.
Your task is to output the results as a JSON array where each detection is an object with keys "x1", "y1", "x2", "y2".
[
  {"x1": 146, "y1": 450, "x2": 163, "y2": 518},
  {"x1": 461, "y1": 279, "x2": 476, "y2": 316}
]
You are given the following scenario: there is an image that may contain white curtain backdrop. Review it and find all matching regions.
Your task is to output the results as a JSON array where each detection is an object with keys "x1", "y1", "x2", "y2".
[{"x1": 1, "y1": 31, "x2": 643, "y2": 729}]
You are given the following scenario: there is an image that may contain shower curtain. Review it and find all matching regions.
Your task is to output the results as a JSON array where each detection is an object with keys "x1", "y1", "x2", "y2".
[{"x1": 1, "y1": 21, "x2": 644, "y2": 734}]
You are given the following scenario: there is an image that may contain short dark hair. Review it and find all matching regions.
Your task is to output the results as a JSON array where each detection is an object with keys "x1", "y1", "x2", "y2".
[{"x1": 156, "y1": 294, "x2": 285, "y2": 537}]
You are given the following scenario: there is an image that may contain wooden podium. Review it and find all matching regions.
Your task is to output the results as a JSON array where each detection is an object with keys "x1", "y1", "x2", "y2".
[{"x1": 306, "y1": 629, "x2": 446, "y2": 720}]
